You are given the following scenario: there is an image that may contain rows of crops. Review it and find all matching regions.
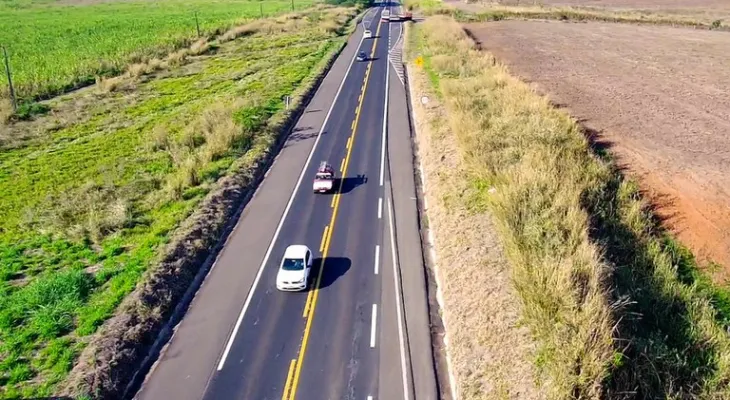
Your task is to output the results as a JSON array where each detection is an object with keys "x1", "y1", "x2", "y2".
[{"x1": 0, "y1": 0, "x2": 314, "y2": 102}]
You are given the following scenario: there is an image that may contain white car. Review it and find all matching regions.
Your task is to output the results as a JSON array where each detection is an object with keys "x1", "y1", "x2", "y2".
[
  {"x1": 276, "y1": 245, "x2": 313, "y2": 291},
  {"x1": 363, "y1": 29, "x2": 372, "y2": 38}
]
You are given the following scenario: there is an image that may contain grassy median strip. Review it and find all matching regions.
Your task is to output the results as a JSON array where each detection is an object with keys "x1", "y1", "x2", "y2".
[
  {"x1": 407, "y1": 15, "x2": 730, "y2": 399},
  {"x1": 0, "y1": 5, "x2": 359, "y2": 398}
]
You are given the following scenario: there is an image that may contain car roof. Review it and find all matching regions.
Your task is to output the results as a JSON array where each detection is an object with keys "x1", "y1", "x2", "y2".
[{"x1": 283, "y1": 245, "x2": 309, "y2": 259}]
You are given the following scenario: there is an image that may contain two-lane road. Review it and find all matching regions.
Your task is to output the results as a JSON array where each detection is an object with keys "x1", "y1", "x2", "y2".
[{"x1": 135, "y1": 4, "x2": 414, "y2": 400}]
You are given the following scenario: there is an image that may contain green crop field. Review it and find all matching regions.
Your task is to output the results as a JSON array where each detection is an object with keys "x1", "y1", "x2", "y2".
[
  {"x1": 0, "y1": 0, "x2": 316, "y2": 103},
  {"x1": 0, "y1": 5, "x2": 356, "y2": 397}
]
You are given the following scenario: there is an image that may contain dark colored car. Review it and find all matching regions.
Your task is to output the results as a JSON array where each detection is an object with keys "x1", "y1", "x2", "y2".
[{"x1": 357, "y1": 51, "x2": 367, "y2": 61}]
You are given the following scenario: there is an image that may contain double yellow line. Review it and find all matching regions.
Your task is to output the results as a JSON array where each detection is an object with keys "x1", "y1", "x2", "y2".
[{"x1": 281, "y1": 17, "x2": 384, "y2": 400}]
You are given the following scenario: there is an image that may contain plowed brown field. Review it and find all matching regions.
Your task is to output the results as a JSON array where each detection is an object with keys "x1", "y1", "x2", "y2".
[
  {"x1": 464, "y1": 20, "x2": 730, "y2": 274},
  {"x1": 536, "y1": 0, "x2": 730, "y2": 12},
  {"x1": 450, "y1": 0, "x2": 730, "y2": 16}
]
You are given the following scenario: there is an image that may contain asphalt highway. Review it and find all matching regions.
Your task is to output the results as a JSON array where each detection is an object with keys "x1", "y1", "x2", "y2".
[{"x1": 134, "y1": 4, "x2": 415, "y2": 400}]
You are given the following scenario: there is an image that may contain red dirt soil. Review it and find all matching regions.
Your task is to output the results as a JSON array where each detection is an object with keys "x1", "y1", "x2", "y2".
[{"x1": 464, "y1": 20, "x2": 730, "y2": 276}]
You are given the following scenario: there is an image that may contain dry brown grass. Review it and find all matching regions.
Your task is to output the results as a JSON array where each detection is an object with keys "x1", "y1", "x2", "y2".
[
  {"x1": 406, "y1": 24, "x2": 545, "y2": 399},
  {"x1": 95, "y1": 75, "x2": 130, "y2": 93},
  {"x1": 407, "y1": 16, "x2": 615, "y2": 399},
  {"x1": 35, "y1": 181, "x2": 133, "y2": 245},
  {"x1": 198, "y1": 103, "x2": 244, "y2": 162},
  {"x1": 219, "y1": 23, "x2": 260, "y2": 42},
  {"x1": 0, "y1": 97, "x2": 13, "y2": 123},
  {"x1": 408, "y1": 14, "x2": 730, "y2": 400}
]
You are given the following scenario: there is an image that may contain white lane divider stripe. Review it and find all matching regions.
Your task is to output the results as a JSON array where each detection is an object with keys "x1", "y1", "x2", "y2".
[
  {"x1": 379, "y1": 21, "x2": 390, "y2": 188},
  {"x1": 374, "y1": 245, "x2": 380, "y2": 275},
  {"x1": 370, "y1": 304, "x2": 378, "y2": 348},
  {"x1": 378, "y1": 197, "x2": 383, "y2": 219}
]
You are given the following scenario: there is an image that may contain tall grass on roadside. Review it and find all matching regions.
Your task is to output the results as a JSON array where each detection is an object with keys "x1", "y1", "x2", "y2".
[{"x1": 409, "y1": 15, "x2": 730, "y2": 399}]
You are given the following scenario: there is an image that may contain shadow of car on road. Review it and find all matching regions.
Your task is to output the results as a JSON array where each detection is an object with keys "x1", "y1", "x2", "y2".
[
  {"x1": 311, "y1": 257, "x2": 351, "y2": 289},
  {"x1": 338, "y1": 174, "x2": 367, "y2": 194}
]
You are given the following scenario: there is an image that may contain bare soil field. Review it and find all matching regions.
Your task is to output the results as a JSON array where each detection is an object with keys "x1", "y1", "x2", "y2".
[
  {"x1": 441, "y1": 0, "x2": 730, "y2": 27},
  {"x1": 453, "y1": 0, "x2": 730, "y2": 12},
  {"x1": 534, "y1": 0, "x2": 730, "y2": 12},
  {"x1": 464, "y1": 20, "x2": 730, "y2": 274},
  {"x1": 534, "y1": 0, "x2": 730, "y2": 20}
]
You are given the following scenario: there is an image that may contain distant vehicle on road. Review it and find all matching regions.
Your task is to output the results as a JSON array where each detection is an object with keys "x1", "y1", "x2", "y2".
[
  {"x1": 381, "y1": 9, "x2": 390, "y2": 21},
  {"x1": 356, "y1": 51, "x2": 368, "y2": 62},
  {"x1": 313, "y1": 161, "x2": 335, "y2": 193},
  {"x1": 388, "y1": 14, "x2": 400, "y2": 21},
  {"x1": 276, "y1": 245, "x2": 313, "y2": 291},
  {"x1": 364, "y1": 29, "x2": 372, "y2": 38}
]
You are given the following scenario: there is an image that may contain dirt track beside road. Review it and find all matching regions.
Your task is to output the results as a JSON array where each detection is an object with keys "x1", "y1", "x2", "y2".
[{"x1": 465, "y1": 20, "x2": 730, "y2": 275}]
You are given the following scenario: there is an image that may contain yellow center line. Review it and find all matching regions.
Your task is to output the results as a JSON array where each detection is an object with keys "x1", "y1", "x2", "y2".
[
  {"x1": 302, "y1": 292, "x2": 313, "y2": 318},
  {"x1": 340, "y1": 158, "x2": 346, "y2": 173},
  {"x1": 281, "y1": 359, "x2": 297, "y2": 400},
  {"x1": 287, "y1": 17, "x2": 384, "y2": 400},
  {"x1": 305, "y1": 225, "x2": 331, "y2": 317},
  {"x1": 319, "y1": 226, "x2": 329, "y2": 254}
]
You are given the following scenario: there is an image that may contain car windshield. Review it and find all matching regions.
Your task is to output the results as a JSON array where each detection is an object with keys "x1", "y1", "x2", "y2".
[
  {"x1": 282, "y1": 257, "x2": 305, "y2": 271},
  {"x1": 316, "y1": 173, "x2": 331, "y2": 179},
  {"x1": 359, "y1": 52, "x2": 366, "y2": 57}
]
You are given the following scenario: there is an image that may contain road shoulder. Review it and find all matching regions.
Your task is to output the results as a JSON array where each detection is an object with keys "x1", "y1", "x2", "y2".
[{"x1": 385, "y1": 33, "x2": 440, "y2": 400}]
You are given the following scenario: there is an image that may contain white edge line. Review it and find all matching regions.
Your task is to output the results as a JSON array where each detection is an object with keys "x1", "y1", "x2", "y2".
[
  {"x1": 216, "y1": 30, "x2": 367, "y2": 372},
  {"x1": 368, "y1": 396, "x2": 373, "y2": 400},
  {"x1": 378, "y1": 197, "x2": 383, "y2": 219},
  {"x1": 379, "y1": 28, "x2": 390, "y2": 188},
  {"x1": 388, "y1": 197, "x2": 411, "y2": 400},
  {"x1": 370, "y1": 304, "x2": 378, "y2": 348},
  {"x1": 374, "y1": 245, "x2": 380, "y2": 275}
]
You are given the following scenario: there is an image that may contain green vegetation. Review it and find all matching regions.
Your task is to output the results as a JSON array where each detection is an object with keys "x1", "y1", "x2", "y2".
[
  {"x1": 0, "y1": 0, "x2": 316, "y2": 103},
  {"x1": 0, "y1": 6, "x2": 356, "y2": 397},
  {"x1": 408, "y1": 15, "x2": 730, "y2": 400}
]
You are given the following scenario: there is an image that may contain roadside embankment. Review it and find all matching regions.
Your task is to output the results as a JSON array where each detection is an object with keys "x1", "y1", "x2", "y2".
[{"x1": 405, "y1": 14, "x2": 730, "y2": 399}]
